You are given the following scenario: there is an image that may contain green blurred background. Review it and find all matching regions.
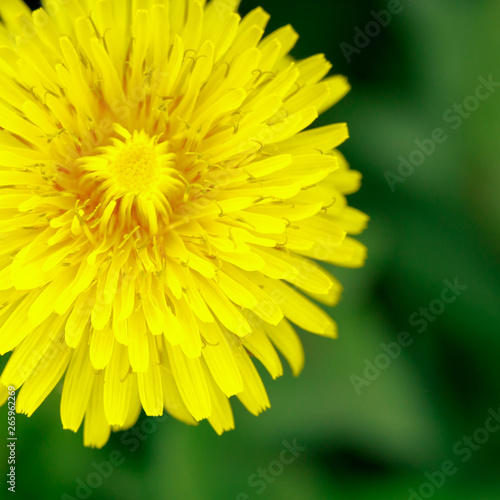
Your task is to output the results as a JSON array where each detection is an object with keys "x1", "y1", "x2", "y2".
[{"x1": 2, "y1": 0, "x2": 500, "y2": 498}]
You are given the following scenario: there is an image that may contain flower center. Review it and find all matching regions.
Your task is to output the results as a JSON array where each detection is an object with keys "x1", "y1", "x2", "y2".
[
  {"x1": 110, "y1": 142, "x2": 159, "y2": 194},
  {"x1": 76, "y1": 125, "x2": 184, "y2": 235},
  {"x1": 79, "y1": 126, "x2": 178, "y2": 200}
]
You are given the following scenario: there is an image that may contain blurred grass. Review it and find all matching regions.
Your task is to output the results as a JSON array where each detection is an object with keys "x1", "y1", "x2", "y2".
[{"x1": 2, "y1": 0, "x2": 500, "y2": 499}]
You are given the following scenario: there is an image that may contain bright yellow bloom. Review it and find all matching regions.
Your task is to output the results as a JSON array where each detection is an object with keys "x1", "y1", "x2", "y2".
[{"x1": 0, "y1": 0, "x2": 368, "y2": 447}]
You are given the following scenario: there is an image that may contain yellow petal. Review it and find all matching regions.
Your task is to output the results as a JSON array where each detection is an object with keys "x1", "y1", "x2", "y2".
[
  {"x1": 127, "y1": 308, "x2": 149, "y2": 372},
  {"x1": 16, "y1": 341, "x2": 71, "y2": 417},
  {"x1": 201, "y1": 321, "x2": 243, "y2": 397},
  {"x1": 89, "y1": 326, "x2": 115, "y2": 371},
  {"x1": 160, "y1": 361, "x2": 197, "y2": 426},
  {"x1": 84, "y1": 374, "x2": 111, "y2": 449},
  {"x1": 202, "y1": 360, "x2": 235, "y2": 435},
  {"x1": 241, "y1": 326, "x2": 283, "y2": 379},
  {"x1": 137, "y1": 335, "x2": 164, "y2": 416},
  {"x1": 232, "y1": 343, "x2": 270, "y2": 416},
  {"x1": 263, "y1": 320, "x2": 305, "y2": 376},
  {"x1": 196, "y1": 275, "x2": 251, "y2": 336},
  {"x1": 61, "y1": 330, "x2": 96, "y2": 432},
  {"x1": 165, "y1": 342, "x2": 211, "y2": 421},
  {"x1": 103, "y1": 343, "x2": 133, "y2": 427}
]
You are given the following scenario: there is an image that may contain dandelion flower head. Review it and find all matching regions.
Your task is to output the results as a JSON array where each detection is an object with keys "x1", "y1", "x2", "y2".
[{"x1": 0, "y1": 0, "x2": 368, "y2": 447}]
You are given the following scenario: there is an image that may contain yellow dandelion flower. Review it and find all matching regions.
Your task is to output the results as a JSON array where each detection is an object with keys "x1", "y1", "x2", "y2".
[{"x1": 0, "y1": 0, "x2": 368, "y2": 447}]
